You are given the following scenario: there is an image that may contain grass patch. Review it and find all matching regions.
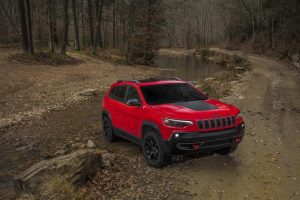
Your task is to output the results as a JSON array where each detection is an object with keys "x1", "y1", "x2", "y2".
[
  {"x1": 16, "y1": 193, "x2": 35, "y2": 200},
  {"x1": 40, "y1": 175, "x2": 87, "y2": 200},
  {"x1": 7, "y1": 52, "x2": 81, "y2": 66},
  {"x1": 195, "y1": 48, "x2": 216, "y2": 59}
]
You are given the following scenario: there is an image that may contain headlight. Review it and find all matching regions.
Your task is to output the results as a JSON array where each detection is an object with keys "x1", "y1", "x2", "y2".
[
  {"x1": 237, "y1": 112, "x2": 243, "y2": 118},
  {"x1": 163, "y1": 118, "x2": 193, "y2": 127}
]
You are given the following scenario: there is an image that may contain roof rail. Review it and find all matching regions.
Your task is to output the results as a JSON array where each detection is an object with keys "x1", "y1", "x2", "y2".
[
  {"x1": 117, "y1": 77, "x2": 182, "y2": 84},
  {"x1": 138, "y1": 77, "x2": 182, "y2": 83},
  {"x1": 117, "y1": 80, "x2": 140, "y2": 84}
]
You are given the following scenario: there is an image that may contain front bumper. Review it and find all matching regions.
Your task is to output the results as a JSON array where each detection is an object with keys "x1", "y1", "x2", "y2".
[{"x1": 166, "y1": 123, "x2": 245, "y2": 154}]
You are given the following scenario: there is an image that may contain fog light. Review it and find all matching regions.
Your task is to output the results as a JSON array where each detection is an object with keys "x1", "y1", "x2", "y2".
[
  {"x1": 175, "y1": 133, "x2": 180, "y2": 138},
  {"x1": 234, "y1": 137, "x2": 241, "y2": 143}
]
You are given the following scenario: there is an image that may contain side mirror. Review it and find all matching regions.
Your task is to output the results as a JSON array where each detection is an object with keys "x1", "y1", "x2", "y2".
[{"x1": 127, "y1": 99, "x2": 141, "y2": 106}]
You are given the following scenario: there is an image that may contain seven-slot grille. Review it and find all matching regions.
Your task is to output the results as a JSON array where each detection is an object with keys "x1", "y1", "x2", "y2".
[{"x1": 197, "y1": 116, "x2": 236, "y2": 130}]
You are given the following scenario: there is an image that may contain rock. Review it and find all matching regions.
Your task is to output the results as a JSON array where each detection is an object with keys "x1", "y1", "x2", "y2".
[
  {"x1": 204, "y1": 77, "x2": 214, "y2": 81},
  {"x1": 87, "y1": 139, "x2": 96, "y2": 149},
  {"x1": 235, "y1": 66, "x2": 245, "y2": 70},
  {"x1": 78, "y1": 89, "x2": 100, "y2": 97},
  {"x1": 102, "y1": 153, "x2": 116, "y2": 168},
  {"x1": 54, "y1": 149, "x2": 68, "y2": 156},
  {"x1": 14, "y1": 149, "x2": 107, "y2": 194}
]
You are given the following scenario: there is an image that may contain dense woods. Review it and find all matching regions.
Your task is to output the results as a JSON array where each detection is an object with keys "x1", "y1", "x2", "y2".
[{"x1": 0, "y1": 0, "x2": 299, "y2": 63}]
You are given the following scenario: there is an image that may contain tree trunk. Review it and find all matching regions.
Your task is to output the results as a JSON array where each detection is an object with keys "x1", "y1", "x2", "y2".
[
  {"x1": 112, "y1": 0, "x2": 116, "y2": 48},
  {"x1": 48, "y1": 0, "x2": 54, "y2": 53},
  {"x1": 53, "y1": 0, "x2": 59, "y2": 44},
  {"x1": 72, "y1": 0, "x2": 80, "y2": 50},
  {"x1": 93, "y1": 0, "x2": 103, "y2": 54},
  {"x1": 122, "y1": 0, "x2": 126, "y2": 49},
  {"x1": 80, "y1": 0, "x2": 85, "y2": 49},
  {"x1": 87, "y1": 0, "x2": 94, "y2": 46},
  {"x1": 18, "y1": 0, "x2": 29, "y2": 52},
  {"x1": 60, "y1": 0, "x2": 69, "y2": 54},
  {"x1": 24, "y1": 0, "x2": 34, "y2": 54}
]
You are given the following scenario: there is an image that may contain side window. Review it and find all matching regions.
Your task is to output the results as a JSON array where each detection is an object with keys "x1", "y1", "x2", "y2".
[
  {"x1": 126, "y1": 86, "x2": 140, "y2": 102},
  {"x1": 109, "y1": 85, "x2": 127, "y2": 102}
]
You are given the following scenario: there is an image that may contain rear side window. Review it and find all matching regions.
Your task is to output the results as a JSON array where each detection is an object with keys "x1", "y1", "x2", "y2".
[
  {"x1": 126, "y1": 86, "x2": 141, "y2": 102},
  {"x1": 109, "y1": 85, "x2": 127, "y2": 102}
]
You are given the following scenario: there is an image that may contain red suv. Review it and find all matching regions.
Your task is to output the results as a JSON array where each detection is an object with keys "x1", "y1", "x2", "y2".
[{"x1": 102, "y1": 77, "x2": 245, "y2": 167}]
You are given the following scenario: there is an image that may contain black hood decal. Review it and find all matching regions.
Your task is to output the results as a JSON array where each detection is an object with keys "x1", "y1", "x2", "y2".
[{"x1": 172, "y1": 100, "x2": 217, "y2": 111}]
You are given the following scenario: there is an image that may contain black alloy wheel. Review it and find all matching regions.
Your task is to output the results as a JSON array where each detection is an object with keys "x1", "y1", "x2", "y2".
[
  {"x1": 144, "y1": 137, "x2": 160, "y2": 163},
  {"x1": 103, "y1": 116, "x2": 116, "y2": 142},
  {"x1": 142, "y1": 131, "x2": 170, "y2": 168}
]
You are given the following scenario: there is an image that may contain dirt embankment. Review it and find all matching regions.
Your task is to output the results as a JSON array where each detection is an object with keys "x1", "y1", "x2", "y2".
[{"x1": 0, "y1": 49, "x2": 159, "y2": 133}]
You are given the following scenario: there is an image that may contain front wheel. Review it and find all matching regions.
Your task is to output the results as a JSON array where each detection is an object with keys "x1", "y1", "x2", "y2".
[
  {"x1": 102, "y1": 116, "x2": 116, "y2": 142},
  {"x1": 142, "y1": 131, "x2": 170, "y2": 168}
]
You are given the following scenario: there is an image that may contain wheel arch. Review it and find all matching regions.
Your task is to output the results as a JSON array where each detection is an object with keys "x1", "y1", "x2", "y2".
[
  {"x1": 102, "y1": 110, "x2": 111, "y2": 121},
  {"x1": 141, "y1": 121, "x2": 161, "y2": 138}
]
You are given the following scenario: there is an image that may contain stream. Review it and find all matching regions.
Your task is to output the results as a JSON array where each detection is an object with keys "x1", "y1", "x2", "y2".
[{"x1": 154, "y1": 54, "x2": 221, "y2": 81}]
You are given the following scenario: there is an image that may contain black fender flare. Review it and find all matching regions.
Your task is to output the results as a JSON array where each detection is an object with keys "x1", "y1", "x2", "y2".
[{"x1": 141, "y1": 120, "x2": 161, "y2": 138}]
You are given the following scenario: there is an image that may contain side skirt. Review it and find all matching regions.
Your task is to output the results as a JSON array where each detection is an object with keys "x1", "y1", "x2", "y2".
[{"x1": 113, "y1": 127, "x2": 142, "y2": 145}]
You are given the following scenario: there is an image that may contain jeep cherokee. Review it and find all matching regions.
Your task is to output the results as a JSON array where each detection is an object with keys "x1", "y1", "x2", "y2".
[{"x1": 102, "y1": 77, "x2": 245, "y2": 167}]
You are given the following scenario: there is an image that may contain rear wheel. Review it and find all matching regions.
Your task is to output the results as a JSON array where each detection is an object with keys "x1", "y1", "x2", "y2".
[
  {"x1": 102, "y1": 116, "x2": 116, "y2": 142},
  {"x1": 217, "y1": 144, "x2": 238, "y2": 155},
  {"x1": 142, "y1": 131, "x2": 170, "y2": 168}
]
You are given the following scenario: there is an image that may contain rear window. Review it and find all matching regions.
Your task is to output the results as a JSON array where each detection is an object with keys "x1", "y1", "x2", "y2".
[{"x1": 109, "y1": 85, "x2": 127, "y2": 102}]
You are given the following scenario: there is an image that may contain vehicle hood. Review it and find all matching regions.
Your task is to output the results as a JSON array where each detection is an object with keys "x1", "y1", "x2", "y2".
[{"x1": 150, "y1": 99, "x2": 239, "y2": 119}]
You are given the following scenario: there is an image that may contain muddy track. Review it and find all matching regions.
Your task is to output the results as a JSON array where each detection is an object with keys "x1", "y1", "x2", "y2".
[{"x1": 1, "y1": 49, "x2": 300, "y2": 199}]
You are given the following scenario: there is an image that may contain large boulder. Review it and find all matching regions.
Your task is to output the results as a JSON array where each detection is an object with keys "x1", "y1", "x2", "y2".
[{"x1": 14, "y1": 149, "x2": 107, "y2": 194}]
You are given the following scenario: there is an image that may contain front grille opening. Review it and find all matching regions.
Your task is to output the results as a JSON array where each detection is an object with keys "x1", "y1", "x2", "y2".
[
  {"x1": 198, "y1": 121, "x2": 203, "y2": 129},
  {"x1": 204, "y1": 120, "x2": 209, "y2": 129},
  {"x1": 232, "y1": 116, "x2": 236, "y2": 125},
  {"x1": 222, "y1": 118, "x2": 226, "y2": 127},
  {"x1": 216, "y1": 119, "x2": 221, "y2": 127},
  {"x1": 227, "y1": 117, "x2": 232, "y2": 126},
  {"x1": 203, "y1": 138, "x2": 232, "y2": 147},
  {"x1": 210, "y1": 119, "x2": 216, "y2": 128}
]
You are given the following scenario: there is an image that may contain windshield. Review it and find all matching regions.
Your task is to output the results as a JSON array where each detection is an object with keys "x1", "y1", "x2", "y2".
[{"x1": 141, "y1": 83, "x2": 207, "y2": 105}]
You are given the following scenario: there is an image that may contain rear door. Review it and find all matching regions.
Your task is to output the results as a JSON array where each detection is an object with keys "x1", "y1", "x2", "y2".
[{"x1": 108, "y1": 85, "x2": 128, "y2": 130}]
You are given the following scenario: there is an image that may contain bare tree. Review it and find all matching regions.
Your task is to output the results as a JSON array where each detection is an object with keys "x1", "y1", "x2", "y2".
[
  {"x1": 48, "y1": 0, "x2": 54, "y2": 53},
  {"x1": 93, "y1": 0, "x2": 103, "y2": 54},
  {"x1": 24, "y1": 0, "x2": 34, "y2": 54},
  {"x1": 112, "y1": 0, "x2": 116, "y2": 48},
  {"x1": 18, "y1": 0, "x2": 29, "y2": 52},
  {"x1": 60, "y1": 0, "x2": 69, "y2": 54},
  {"x1": 87, "y1": 0, "x2": 94, "y2": 46},
  {"x1": 80, "y1": 0, "x2": 86, "y2": 49},
  {"x1": 72, "y1": 0, "x2": 81, "y2": 50}
]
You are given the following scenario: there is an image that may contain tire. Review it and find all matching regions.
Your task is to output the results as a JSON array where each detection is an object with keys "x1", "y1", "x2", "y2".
[
  {"x1": 142, "y1": 130, "x2": 171, "y2": 168},
  {"x1": 102, "y1": 116, "x2": 116, "y2": 142},
  {"x1": 217, "y1": 144, "x2": 238, "y2": 155}
]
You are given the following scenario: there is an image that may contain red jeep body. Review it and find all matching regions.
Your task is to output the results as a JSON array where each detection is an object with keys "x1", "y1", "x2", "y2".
[{"x1": 102, "y1": 78, "x2": 245, "y2": 167}]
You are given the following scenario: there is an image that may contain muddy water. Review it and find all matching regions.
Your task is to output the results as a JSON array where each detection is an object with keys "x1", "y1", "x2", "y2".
[{"x1": 154, "y1": 54, "x2": 220, "y2": 80}]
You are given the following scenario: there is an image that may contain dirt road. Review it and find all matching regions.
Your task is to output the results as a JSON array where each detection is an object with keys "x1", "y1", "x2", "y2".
[{"x1": 0, "y1": 48, "x2": 299, "y2": 199}]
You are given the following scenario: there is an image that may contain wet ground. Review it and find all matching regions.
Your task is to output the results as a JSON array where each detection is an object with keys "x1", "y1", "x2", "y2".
[{"x1": 0, "y1": 48, "x2": 300, "y2": 199}]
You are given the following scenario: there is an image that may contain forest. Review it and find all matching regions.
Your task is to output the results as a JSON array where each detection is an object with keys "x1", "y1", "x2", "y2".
[{"x1": 1, "y1": 0, "x2": 299, "y2": 64}]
